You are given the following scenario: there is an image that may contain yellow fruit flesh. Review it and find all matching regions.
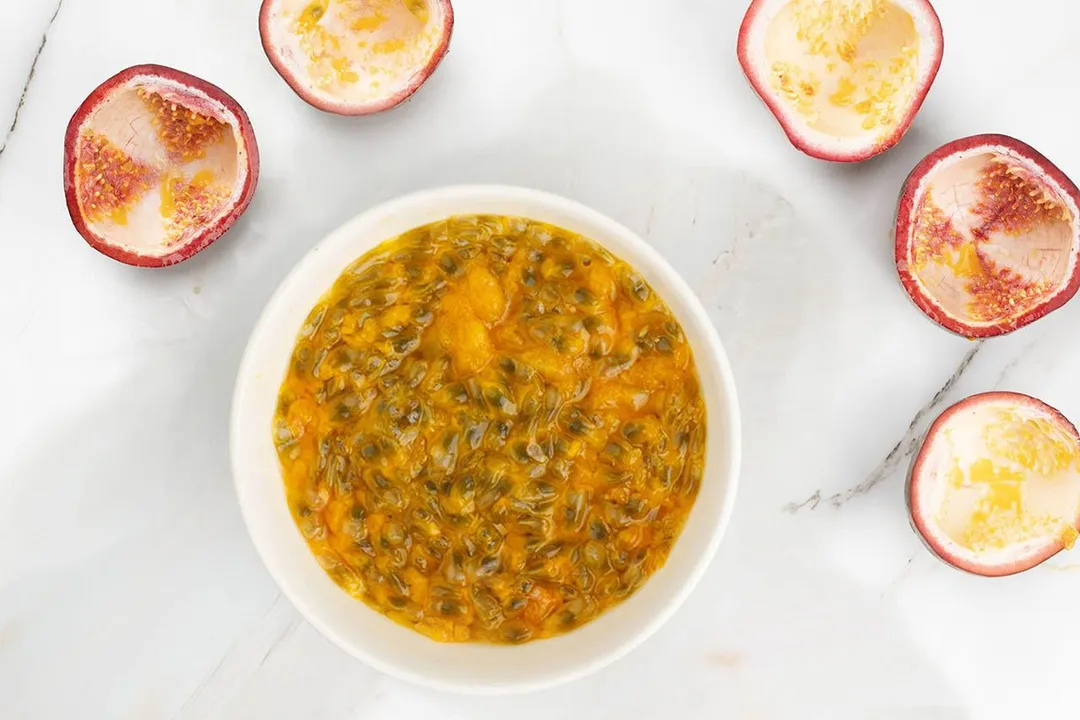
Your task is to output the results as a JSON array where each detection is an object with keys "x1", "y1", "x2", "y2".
[
  {"x1": 764, "y1": 0, "x2": 921, "y2": 138},
  {"x1": 287, "y1": 0, "x2": 441, "y2": 98},
  {"x1": 159, "y1": 170, "x2": 215, "y2": 219},
  {"x1": 937, "y1": 410, "x2": 1080, "y2": 553}
]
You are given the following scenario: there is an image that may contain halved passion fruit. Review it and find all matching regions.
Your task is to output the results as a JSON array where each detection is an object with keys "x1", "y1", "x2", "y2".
[
  {"x1": 908, "y1": 392, "x2": 1080, "y2": 577},
  {"x1": 896, "y1": 135, "x2": 1080, "y2": 338},
  {"x1": 260, "y1": 0, "x2": 454, "y2": 115},
  {"x1": 737, "y1": 0, "x2": 943, "y2": 161},
  {"x1": 63, "y1": 65, "x2": 259, "y2": 268}
]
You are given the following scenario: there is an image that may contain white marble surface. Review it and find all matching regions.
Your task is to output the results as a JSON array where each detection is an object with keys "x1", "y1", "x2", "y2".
[{"x1": 2, "y1": 0, "x2": 1080, "y2": 717}]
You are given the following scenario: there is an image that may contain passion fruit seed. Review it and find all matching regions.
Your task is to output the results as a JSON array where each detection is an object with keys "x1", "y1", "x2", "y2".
[
  {"x1": 138, "y1": 88, "x2": 228, "y2": 162},
  {"x1": 302, "y1": 1, "x2": 325, "y2": 24},
  {"x1": 975, "y1": 157, "x2": 1073, "y2": 232},
  {"x1": 75, "y1": 131, "x2": 157, "y2": 225},
  {"x1": 161, "y1": 172, "x2": 230, "y2": 242}
]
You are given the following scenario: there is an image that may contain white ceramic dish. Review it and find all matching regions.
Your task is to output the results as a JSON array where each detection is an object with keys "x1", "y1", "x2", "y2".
[{"x1": 230, "y1": 185, "x2": 741, "y2": 694}]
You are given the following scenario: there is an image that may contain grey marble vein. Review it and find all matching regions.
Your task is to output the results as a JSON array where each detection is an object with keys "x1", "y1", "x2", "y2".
[
  {"x1": 993, "y1": 337, "x2": 1039, "y2": 388},
  {"x1": 784, "y1": 341, "x2": 985, "y2": 513},
  {"x1": 0, "y1": 0, "x2": 65, "y2": 161},
  {"x1": 879, "y1": 554, "x2": 917, "y2": 600},
  {"x1": 253, "y1": 617, "x2": 301, "y2": 673}
]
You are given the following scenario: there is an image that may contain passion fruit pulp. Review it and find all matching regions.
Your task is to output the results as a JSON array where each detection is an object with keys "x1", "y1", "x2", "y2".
[
  {"x1": 908, "y1": 392, "x2": 1080, "y2": 576},
  {"x1": 896, "y1": 134, "x2": 1080, "y2": 338},
  {"x1": 260, "y1": 0, "x2": 454, "y2": 115},
  {"x1": 63, "y1": 64, "x2": 259, "y2": 268},
  {"x1": 737, "y1": 0, "x2": 943, "y2": 161}
]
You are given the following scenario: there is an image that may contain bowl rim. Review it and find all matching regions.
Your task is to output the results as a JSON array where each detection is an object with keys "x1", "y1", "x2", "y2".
[{"x1": 230, "y1": 184, "x2": 741, "y2": 694}]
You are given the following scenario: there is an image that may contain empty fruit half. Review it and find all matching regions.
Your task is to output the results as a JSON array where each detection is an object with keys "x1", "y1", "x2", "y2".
[
  {"x1": 896, "y1": 134, "x2": 1080, "y2": 338},
  {"x1": 737, "y1": 0, "x2": 943, "y2": 161},
  {"x1": 63, "y1": 65, "x2": 259, "y2": 268},
  {"x1": 260, "y1": 0, "x2": 454, "y2": 115},
  {"x1": 908, "y1": 392, "x2": 1080, "y2": 576}
]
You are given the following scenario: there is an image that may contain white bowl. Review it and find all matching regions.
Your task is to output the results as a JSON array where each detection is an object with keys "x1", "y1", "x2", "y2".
[{"x1": 230, "y1": 185, "x2": 741, "y2": 694}]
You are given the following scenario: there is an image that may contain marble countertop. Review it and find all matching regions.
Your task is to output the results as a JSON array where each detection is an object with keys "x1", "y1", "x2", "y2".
[{"x1": 3, "y1": 0, "x2": 1080, "y2": 717}]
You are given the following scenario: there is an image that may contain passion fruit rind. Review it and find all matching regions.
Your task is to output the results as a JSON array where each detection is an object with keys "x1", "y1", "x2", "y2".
[
  {"x1": 63, "y1": 64, "x2": 259, "y2": 268},
  {"x1": 895, "y1": 134, "x2": 1080, "y2": 338},
  {"x1": 907, "y1": 391, "x2": 1080, "y2": 577},
  {"x1": 259, "y1": 0, "x2": 455, "y2": 116},
  {"x1": 737, "y1": 0, "x2": 944, "y2": 162}
]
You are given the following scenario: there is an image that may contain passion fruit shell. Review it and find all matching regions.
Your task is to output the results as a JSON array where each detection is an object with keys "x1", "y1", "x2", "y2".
[
  {"x1": 63, "y1": 64, "x2": 259, "y2": 268},
  {"x1": 908, "y1": 392, "x2": 1080, "y2": 577},
  {"x1": 737, "y1": 0, "x2": 943, "y2": 162},
  {"x1": 895, "y1": 134, "x2": 1080, "y2": 338},
  {"x1": 259, "y1": 0, "x2": 454, "y2": 115}
]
